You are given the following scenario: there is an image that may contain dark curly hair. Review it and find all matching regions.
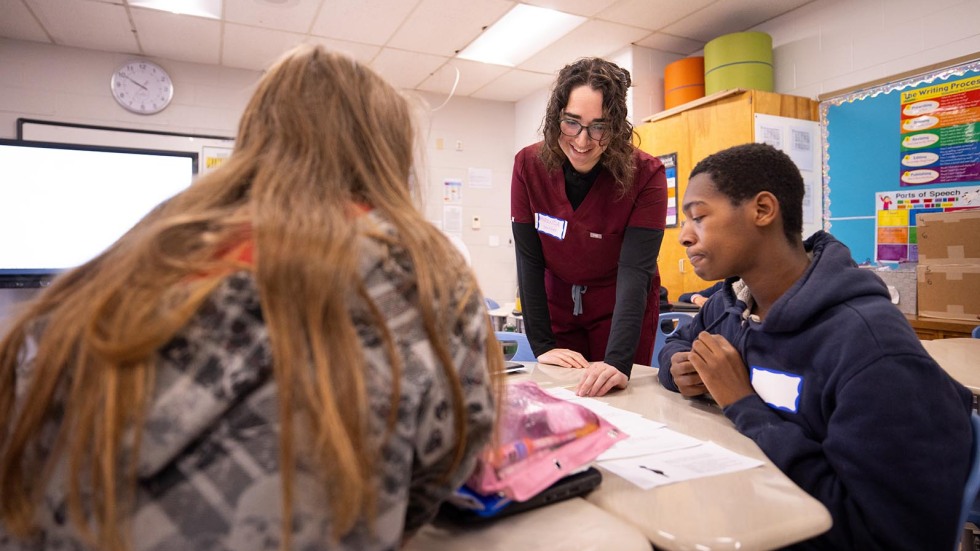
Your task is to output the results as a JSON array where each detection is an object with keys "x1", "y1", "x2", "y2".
[
  {"x1": 539, "y1": 58, "x2": 636, "y2": 195},
  {"x1": 690, "y1": 143, "x2": 804, "y2": 243}
]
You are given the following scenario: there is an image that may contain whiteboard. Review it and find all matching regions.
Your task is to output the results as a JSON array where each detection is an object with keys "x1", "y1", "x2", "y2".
[{"x1": 18, "y1": 118, "x2": 235, "y2": 164}]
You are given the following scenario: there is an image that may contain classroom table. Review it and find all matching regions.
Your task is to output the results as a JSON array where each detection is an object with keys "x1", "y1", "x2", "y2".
[
  {"x1": 413, "y1": 362, "x2": 832, "y2": 550},
  {"x1": 407, "y1": 495, "x2": 651, "y2": 551},
  {"x1": 670, "y1": 302, "x2": 702, "y2": 313},
  {"x1": 921, "y1": 338, "x2": 980, "y2": 394},
  {"x1": 487, "y1": 302, "x2": 523, "y2": 333},
  {"x1": 582, "y1": 366, "x2": 832, "y2": 550}
]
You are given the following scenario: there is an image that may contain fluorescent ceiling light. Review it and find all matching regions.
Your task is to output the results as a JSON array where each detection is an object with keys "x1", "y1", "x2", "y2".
[
  {"x1": 457, "y1": 4, "x2": 586, "y2": 67},
  {"x1": 129, "y1": 0, "x2": 223, "y2": 20}
]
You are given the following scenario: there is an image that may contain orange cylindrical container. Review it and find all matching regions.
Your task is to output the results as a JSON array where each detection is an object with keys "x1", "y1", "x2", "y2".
[{"x1": 664, "y1": 57, "x2": 705, "y2": 109}]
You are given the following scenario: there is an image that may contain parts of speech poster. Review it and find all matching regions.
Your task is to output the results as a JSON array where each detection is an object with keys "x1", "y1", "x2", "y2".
[
  {"x1": 874, "y1": 185, "x2": 980, "y2": 262},
  {"x1": 899, "y1": 74, "x2": 980, "y2": 186}
]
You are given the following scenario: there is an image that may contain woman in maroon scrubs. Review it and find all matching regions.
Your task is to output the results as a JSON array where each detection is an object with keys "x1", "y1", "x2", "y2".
[{"x1": 511, "y1": 58, "x2": 668, "y2": 397}]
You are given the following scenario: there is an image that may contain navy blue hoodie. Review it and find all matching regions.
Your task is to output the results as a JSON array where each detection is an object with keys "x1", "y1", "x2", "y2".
[{"x1": 659, "y1": 231, "x2": 972, "y2": 550}]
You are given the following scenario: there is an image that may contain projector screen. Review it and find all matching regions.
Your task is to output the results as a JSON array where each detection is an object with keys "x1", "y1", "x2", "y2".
[{"x1": 0, "y1": 139, "x2": 197, "y2": 287}]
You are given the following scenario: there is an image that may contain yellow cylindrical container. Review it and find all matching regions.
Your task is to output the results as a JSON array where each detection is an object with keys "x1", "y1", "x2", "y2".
[
  {"x1": 664, "y1": 56, "x2": 704, "y2": 109},
  {"x1": 704, "y1": 31, "x2": 773, "y2": 95}
]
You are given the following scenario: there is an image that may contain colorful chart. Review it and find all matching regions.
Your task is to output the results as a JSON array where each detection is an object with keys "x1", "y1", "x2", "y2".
[
  {"x1": 874, "y1": 185, "x2": 980, "y2": 262},
  {"x1": 899, "y1": 75, "x2": 980, "y2": 186}
]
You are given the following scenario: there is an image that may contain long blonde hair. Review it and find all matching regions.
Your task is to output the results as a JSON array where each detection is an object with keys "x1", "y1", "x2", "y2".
[{"x1": 0, "y1": 44, "x2": 502, "y2": 550}]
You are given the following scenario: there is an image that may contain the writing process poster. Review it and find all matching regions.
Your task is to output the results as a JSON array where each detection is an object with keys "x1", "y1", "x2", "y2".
[
  {"x1": 874, "y1": 185, "x2": 980, "y2": 262},
  {"x1": 899, "y1": 74, "x2": 980, "y2": 186}
]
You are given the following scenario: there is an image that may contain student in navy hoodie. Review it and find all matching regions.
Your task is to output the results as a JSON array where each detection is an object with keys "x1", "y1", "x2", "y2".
[{"x1": 658, "y1": 143, "x2": 972, "y2": 549}]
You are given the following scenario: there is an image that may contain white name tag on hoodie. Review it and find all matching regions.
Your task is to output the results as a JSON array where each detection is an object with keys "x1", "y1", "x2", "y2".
[
  {"x1": 535, "y1": 213, "x2": 567, "y2": 240},
  {"x1": 751, "y1": 366, "x2": 802, "y2": 413}
]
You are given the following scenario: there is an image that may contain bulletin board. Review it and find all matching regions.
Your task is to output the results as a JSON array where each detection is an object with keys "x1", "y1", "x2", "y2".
[{"x1": 820, "y1": 57, "x2": 980, "y2": 264}]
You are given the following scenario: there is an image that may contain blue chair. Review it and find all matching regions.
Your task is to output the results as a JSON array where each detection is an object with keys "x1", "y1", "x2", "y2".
[
  {"x1": 972, "y1": 325, "x2": 979, "y2": 339},
  {"x1": 651, "y1": 312, "x2": 694, "y2": 368},
  {"x1": 957, "y1": 413, "x2": 980, "y2": 550},
  {"x1": 484, "y1": 297, "x2": 500, "y2": 310},
  {"x1": 495, "y1": 331, "x2": 536, "y2": 361}
]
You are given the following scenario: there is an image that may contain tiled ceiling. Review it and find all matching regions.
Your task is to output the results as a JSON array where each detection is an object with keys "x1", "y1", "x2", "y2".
[{"x1": 1, "y1": 0, "x2": 814, "y2": 102}]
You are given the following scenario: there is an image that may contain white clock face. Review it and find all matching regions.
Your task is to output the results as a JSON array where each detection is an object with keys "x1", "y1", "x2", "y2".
[{"x1": 110, "y1": 60, "x2": 174, "y2": 115}]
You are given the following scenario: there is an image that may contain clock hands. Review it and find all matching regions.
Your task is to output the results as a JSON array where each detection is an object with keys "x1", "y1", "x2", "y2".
[{"x1": 119, "y1": 73, "x2": 148, "y2": 91}]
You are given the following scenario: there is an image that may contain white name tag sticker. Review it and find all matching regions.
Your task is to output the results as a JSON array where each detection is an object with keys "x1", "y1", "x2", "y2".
[
  {"x1": 750, "y1": 366, "x2": 802, "y2": 413},
  {"x1": 535, "y1": 213, "x2": 568, "y2": 240},
  {"x1": 589, "y1": 232, "x2": 602, "y2": 239}
]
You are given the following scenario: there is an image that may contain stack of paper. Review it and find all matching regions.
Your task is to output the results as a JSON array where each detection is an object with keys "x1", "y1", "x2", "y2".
[{"x1": 545, "y1": 387, "x2": 763, "y2": 490}]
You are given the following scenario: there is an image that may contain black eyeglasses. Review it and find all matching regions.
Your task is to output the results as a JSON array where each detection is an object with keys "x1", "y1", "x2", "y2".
[{"x1": 558, "y1": 118, "x2": 609, "y2": 141}]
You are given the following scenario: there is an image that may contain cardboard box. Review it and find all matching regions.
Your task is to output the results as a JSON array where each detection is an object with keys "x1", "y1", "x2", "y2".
[
  {"x1": 916, "y1": 264, "x2": 980, "y2": 322},
  {"x1": 916, "y1": 210, "x2": 980, "y2": 264},
  {"x1": 874, "y1": 268, "x2": 917, "y2": 315}
]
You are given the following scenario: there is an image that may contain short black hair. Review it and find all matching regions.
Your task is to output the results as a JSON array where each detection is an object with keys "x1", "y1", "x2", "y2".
[{"x1": 690, "y1": 143, "x2": 804, "y2": 243}]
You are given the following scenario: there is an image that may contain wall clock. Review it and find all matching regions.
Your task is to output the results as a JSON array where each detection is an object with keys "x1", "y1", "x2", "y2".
[{"x1": 110, "y1": 60, "x2": 174, "y2": 115}]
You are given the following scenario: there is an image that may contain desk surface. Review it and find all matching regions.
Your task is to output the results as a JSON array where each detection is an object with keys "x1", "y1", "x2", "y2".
[
  {"x1": 412, "y1": 362, "x2": 832, "y2": 551},
  {"x1": 407, "y1": 496, "x2": 650, "y2": 551},
  {"x1": 488, "y1": 302, "x2": 520, "y2": 318},
  {"x1": 584, "y1": 367, "x2": 831, "y2": 550},
  {"x1": 669, "y1": 302, "x2": 702, "y2": 313},
  {"x1": 922, "y1": 338, "x2": 980, "y2": 393}
]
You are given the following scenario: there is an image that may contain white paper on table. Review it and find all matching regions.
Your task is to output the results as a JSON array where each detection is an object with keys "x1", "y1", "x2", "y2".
[
  {"x1": 545, "y1": 387, "x2": 582, "y2": 401},
  {"x1": 599, "y1": 442, "x2": 764, "y2": 490},
  {"x1": 545, "y1": 389, "x2": 647, "y2": 420},
  {"x1": 597, "y1": 427, "x2": 702, "y2": 461},
  {"x1": 602, "y1": 414, "x2": 665, "y2": 436}
]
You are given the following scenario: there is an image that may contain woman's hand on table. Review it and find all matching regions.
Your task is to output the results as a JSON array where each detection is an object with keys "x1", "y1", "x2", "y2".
[
  {"x1": 537, "y1": 348, "x2": 590, "y2": 369},
  {"x1": 576, "y1": 361, "x2": 628, "y2": 397}
]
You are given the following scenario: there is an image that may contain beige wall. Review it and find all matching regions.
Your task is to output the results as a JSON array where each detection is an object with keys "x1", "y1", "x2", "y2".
[{"x1": 0, "y1": 39, "x2": 517, "y2": 316}]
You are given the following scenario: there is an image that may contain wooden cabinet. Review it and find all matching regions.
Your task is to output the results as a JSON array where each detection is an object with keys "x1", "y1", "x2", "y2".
[
  {"x1": 635, "y1": 89, "x2": 818, "y2": 300},
  {"x1": 905, "y1": 315, "x2": 977, "y2": 340}
]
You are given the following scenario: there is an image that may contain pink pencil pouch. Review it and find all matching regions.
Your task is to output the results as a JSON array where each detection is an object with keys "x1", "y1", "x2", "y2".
[{"x1": 466, "y1": 381, "x2": 627, "y2": 502}]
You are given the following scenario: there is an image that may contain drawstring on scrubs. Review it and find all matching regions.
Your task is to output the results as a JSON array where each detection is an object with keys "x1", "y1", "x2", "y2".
[{"x1": 572, "y1": 285, "x2": 588, "y2": 316}]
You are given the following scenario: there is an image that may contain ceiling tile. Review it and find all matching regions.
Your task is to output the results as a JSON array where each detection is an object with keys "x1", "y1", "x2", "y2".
[
  {"x1": 225, "y1": 0, "x2": 323, "y2": 34},
  {"x1": 662, "y1": 0, "x2": 813, "y2": 43},
  {"x1": 132, "y1": 8, "x2": 221, "y2": 66},
  {"x1": 518, "y1": 19, "x2": 651, "y2": 74},
  {"x1": 306, "y1": 37, "x2": 381, "y2": 64},
  {"x1": 1, "y1": 0, "x2": 820, "y2": 101},
  {"x1": 595, "y1": 0, "x2": 715, "y2": 32},
  {"x1": 26, "y1": 0, "x2": 138, "y2": 54},
  {"x1": 416, "y1": 58, "x2": 510, "y2": 96},
  {"x1": 635, "y1": 32, "x2": 705, "y2": 55},
  {"x1": 522, "y1": 0, "x2": 620, "y2": 18},
  {"x1": 470, "y1": 69, "x2": 555, "y2": 102},
  {"x1": 310, "y1": 0, "x2": 420, "y2": 46},
  {"x1": 387, "y1": 0, "x2": 514, "y2": 57},
  {"x1": 0, "y1": 0, "x2": 49, "y2": 42},
  {"x1": 222, "y1": 23, "x2": 307, "y2": 71},
  {"x1": 370, "y1": 47, "x2": 448, "y2": 90}
]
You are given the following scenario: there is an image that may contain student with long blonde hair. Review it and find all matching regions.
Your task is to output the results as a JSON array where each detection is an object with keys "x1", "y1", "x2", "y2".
[{"x1": 0, "y1": 45, "x2": 501, "y2": 551}]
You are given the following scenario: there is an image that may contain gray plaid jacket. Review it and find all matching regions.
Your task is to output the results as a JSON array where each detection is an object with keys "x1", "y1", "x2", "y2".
[{"x1": 2, "y1": 213, "x2": 494, "y2": 551}]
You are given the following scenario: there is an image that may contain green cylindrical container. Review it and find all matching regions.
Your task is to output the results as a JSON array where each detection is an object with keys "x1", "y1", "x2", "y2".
[{"x1": 704, "y1": 31, "x2": 773, "y2": 95}]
